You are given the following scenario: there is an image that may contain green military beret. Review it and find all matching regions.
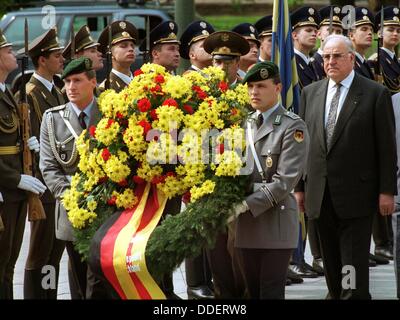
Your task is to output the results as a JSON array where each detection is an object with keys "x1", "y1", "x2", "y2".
[
  {"x1": 61, "y1": 56, "x2": 93, "y2": 79},
  {"x1": 242, "y1": 61, "x2": 279, "y2": 83}
]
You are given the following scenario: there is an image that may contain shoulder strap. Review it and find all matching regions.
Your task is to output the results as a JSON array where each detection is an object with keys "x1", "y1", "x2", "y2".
[
  {"x1": 59, "y1": 110, "x2": 79, "y2": 139},
  {"x1": 247, "y1": 120, "x2": 266, "y2": 183}
]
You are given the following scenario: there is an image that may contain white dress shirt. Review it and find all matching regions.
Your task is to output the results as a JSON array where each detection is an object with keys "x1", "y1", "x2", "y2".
[
  {"x1": 324, "y1": 70, "x2": 355, "y2": 126},
  {"x1": 111, "y1": 68, "x2": 133, "y2": 85},
  {"x1": 294, "y1": 48, "x2": 310, "y2": 65},
  {"x1": 0, "y1": 83, "x2": 5, "y2": 92},
  {"x1": 381, "y1": 47, "x2": 395, "y2": 60},
  {"x1": 33, "y1": 72, "x2": 54, "y2": 92}
]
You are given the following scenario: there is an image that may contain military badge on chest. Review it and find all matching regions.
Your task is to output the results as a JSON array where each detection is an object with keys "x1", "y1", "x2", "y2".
[
  {"x1": 294, "y1": 129, "x2": 304, "y2": 143},
  {"x1": 265, "y1": 149, "x2": 273, "y2": 168}
]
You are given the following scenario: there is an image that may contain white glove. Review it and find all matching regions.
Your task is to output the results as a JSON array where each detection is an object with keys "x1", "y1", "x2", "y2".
[
  {"x1": 0, "y1": 191, "x2": 3, "y2": 202},
  {"x1": 17, "y1": 175, "x2": 47, "y2": 195},
  {"x1": 27, "y1": 136, "x2": 40, "y2": 153},
  {"x1": 227, "y1": 200, "x2": 249, "y2": 223}
]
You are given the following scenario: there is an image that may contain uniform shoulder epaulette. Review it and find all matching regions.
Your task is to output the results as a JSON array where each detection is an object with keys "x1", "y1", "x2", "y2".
[
  {"x1": 26, "y1": 82, "x2": 35, "y2": 94},
  {"x1": 283, "y1": 111, "x2": 300, "y2": 120},
  {"x1": 368, "y1": 52, "x2": 378, "y2": 62},
  {"x1": 46, "y1": 104, "x2": 66, "y2": 114},
  {"x1": 310, "y1": 57, "x2": 315, "y2": 62}
]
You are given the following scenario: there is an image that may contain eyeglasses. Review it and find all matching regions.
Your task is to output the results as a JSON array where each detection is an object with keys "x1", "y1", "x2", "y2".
[{"x1": 321, "y1": 52, "x2": 349, "y2": 61}]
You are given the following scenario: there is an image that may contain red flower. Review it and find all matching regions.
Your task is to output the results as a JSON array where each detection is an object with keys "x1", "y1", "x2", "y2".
[
  {"x1": 107, "y1": 195, "x2": 117, "y2": 206},
  {"x1": 138, "y1": 119, "x2": 151, "y2": 136},
  {"x1": 154, "y1": 74, "x2": 165, "y2": 83},
  {"x1": 106, "y1": 119, "x2": 114, "y2": 129},
  {"x1": 99, "y1": 176, "x2": 108, "y2": 184},
  {"x1": 137, "y1": 98, "x2": 151, "y2": 112},
  {"x1": 219, "y1": 81, "x2": 229, "y2": 92},
  {"x1": 132, "y1": 175, "x2": 145, "y2": 184},
  {"x1": 102, "y1": 148, "x2": 111, "y2": 161},
  {"x1": 183, "y1": 104, "x2": 194, "y2": 114},
  {"x1": 162, "y1": 98, "x2": 178, "y2": 108},
  {"x1": 118, "y1": 179, "x2": 128, "y2": 187},
  {"x1": 182, "y1": 191, "x2": 191, "y2": 204},
  {"x1": 151, "y1": 175, "x2": 165, "y2": 185},
  {"x1": 216, "y1": 143, "x2": 224, "y2": 155},
  {"x1": 116, "y1": 112, "x2": 124, "y2": 119},
  {"x1": 165, "y1": 171, "x2": 176, "y2": 178},
  {"x1": 134, "y1": 69, "x2": 143, "y2": 77},
  {"x1": 89, "y1": 125, "x2": 96, "y2": 138},
  {"x1": 231, "y1": 108, "x2": 238, "y2": 116},
  {"x1": 149, "y1": 109, "x2": 158, "y2": 120},
  {"x1": 151, "y1": 84, "x2": 162, "y2": 93}
]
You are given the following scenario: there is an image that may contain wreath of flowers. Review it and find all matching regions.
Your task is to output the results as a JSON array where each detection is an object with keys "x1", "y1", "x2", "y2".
[{"x1": 62, "y1": 63, "x2": 250, "y2": 280}]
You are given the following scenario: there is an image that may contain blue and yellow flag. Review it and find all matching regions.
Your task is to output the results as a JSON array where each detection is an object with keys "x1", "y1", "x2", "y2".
[{"x1": 271, "y1": 0, "x2": 300, "y2": 113}]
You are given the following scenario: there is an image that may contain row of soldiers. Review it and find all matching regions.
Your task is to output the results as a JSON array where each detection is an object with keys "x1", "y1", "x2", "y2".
[{"x1": 0, "y1": 3, "x2": 398, "y2": 300}]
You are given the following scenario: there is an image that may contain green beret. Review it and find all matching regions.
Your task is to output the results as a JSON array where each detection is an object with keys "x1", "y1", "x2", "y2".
[
  {"x1": 242, "y1": 61, "x2": 279, "y2": 84},
  {"x1": 61, "y1": 57, "x2": 93, "y2": 80}
]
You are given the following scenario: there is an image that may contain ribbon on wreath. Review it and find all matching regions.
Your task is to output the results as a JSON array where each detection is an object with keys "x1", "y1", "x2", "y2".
[{"x1": 97, "y1": 182, "x2": 168, "y2": 299}]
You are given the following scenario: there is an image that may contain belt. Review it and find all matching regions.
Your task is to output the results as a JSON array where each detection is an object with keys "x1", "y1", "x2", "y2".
[{"x1": 0, "y1": 145, "x2": 21, "y2": 155}]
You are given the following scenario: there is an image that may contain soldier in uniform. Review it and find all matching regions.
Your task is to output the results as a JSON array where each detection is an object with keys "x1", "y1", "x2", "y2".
[
  {"x1": 291, "y1": 6, "x2": 321, "y2": 90},
  {"x1": 370, "y1": 6, "x2": 400, "y2": 96},
  {"x1": 63, "y1": 25, "x2": 104, "y2": 98},
  {"x1": 179, "y1": 20, "x2": 215, "y2": 300},
  {"x1": 231, "y1": 61, "x2": 309, "y2": 299},
  {"x1": 98, "y1": 21, "x2": 138, "y2": 92},
  {"x1": 349, "y1": 7, "x2": 375, "y2": 81},
  {"x1": 179, "y1": 20, "x2": 214, "y2": 74},
  {"x1": 140, "y1": 21, "x2": 180, "y2": 74},
  {"x1": 254, "y1": 15, "x2": 273, "y2": 62},
  {"x1": 202, "y1": 31, "x2": 249, "y2": 298},
  {"x1": 39, "y1": 57, "x2": 105, "y2": 299},
  {"x1": 312, "y1": 6, "x2": 343, "y2": 80},
  {"x1": 0, "y1": 29, "x2": 46, "y2": 299},
  {"x1": 203, "y1": 31, "x2": 250, "y2": 86},
  {"x1": 17, "y1": 27, "x2": 67, "y2": 299},
  {"x1": 290, "y1": 6, "x2": 320, "y2": 280},
  {"x1": 231, "y1": 23, "x2": 260, "y2": 78}
]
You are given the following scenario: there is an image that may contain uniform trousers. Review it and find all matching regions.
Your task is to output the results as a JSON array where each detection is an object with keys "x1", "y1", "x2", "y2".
[
  {"x1": 24, "y1": 202, "x2": 66, "y2": 299},
  {"x1": 0, "y1": 200, "x2": 27, "y2": 299},
  {"x1": 316, "y1": 186, "x2": 373, "y2": 299},
  {"x1": 237, "y1": 248, "x2": 292, "y2": 299}
]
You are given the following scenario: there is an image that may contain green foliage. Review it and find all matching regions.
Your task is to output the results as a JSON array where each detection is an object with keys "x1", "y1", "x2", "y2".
[
  {"x1": 288, "y1": 0, "x2": 304, "y2": 8},
  {"x1": 146, "y1": 175, "x2": 248, "y2": 282},
  {"x1": 204, "y1": 15, "x2": 262, "y2": 31}
]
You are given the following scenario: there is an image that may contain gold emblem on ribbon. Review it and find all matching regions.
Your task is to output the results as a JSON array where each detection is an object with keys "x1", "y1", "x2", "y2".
[{"x1": 266, "y1": 156, "x2": 273, "y2": 168}]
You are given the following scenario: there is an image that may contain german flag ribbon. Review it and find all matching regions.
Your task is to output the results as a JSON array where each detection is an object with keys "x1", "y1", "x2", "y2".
[{"x1": 99, "y1": 182, "x2": 167, "y2": 299}]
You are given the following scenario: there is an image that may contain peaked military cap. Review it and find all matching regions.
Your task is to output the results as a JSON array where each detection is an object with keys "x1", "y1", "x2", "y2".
[
  {"x1": 25, "y1": 27, "x2": 64, "y2": 58},
  {"x1": 243, "y1": 61, "x2": 279, "y2": 84},
  {"x1": 61, "y1": 56, "x2": 93, "y2": 80},
  {"x1": 98, "y1": 20, "x2": 138, "y2": 55},
  {"x1": 319, "y1": 6, "x2": 343, "y2": 28},
  {"x1": 291, "y1": 6, "x2": 320, "y2": 30},
  {"x1": 63, "y1": 25, "x2": 99, "y2": 60},
  {"x1": 203, "y1": 31, "x2": 250, "y2": 60},
  {"x1": 254, "y1": 15, "x2": 273, "y2": 38},
  {"x1": 0, "y1": 29, "x2": 12, "y2": 48},
  {"x1": 375, "y1": 6, "x2": 400, "y2": 30},
  {"x1": 179, "y1": 20, "x2": 214, "y2": 60},
  {"x1": 231, "y1": 23, "x2": 260, "y2": 46},
  {"x1": 354, "y1": 7, "x2": 375, "y2": 28},
  {"x1": 139, "y1": 20, "x2": 180, "y2": 52}
]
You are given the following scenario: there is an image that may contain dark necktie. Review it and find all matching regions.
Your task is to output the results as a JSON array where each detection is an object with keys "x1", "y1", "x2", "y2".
[
  {"x1": 325, "y1": 83, "x2": 342, "y2": 149},
  {"x1": 78, "y1": 112, "x2": 87, "y2": 129},
  {"x1": 256, "y1": 113, "x2": 264, "y2": 129},
  {"x1": 51, "y1": 86, "x2": 60, "y2": 105}
]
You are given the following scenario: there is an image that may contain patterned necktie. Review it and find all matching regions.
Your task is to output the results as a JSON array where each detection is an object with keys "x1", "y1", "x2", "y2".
[
  {"x1": 325, "y1": 83, "x2": 342, "y2": 149},
  {"x1": 256, "y1": 113, "x2": 264, "y2": 129},
  {"x1": 78, "y1": 112, "x2": 87, "y2": 129}
]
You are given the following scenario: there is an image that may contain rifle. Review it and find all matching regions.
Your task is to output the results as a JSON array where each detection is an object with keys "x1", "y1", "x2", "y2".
[
  {"x1": 105, "y1": 17, "x2": 112, "y2": 90},
  {"x1": 376, "y1": 6, "x2": 384, "y2": 83},
  {"x1": 19, "y1": 19, "x2": 46, "y2": 221},
  {"x1": 328, "y1": 6, "x2": 333, "y2": 35},
  {"x1": 70, "y1": 22, "x2": 75, "y2": 61},
  {"x1": 144, "y1": 15, "x2": 151, "y2": 63}
]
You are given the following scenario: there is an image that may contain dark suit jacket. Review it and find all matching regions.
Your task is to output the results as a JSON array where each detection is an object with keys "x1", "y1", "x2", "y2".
[
  {"x1": 295, "y1": 53, "x2": 319, "y2": 90},
  {"x1": 311, "y1": 51, "x2": 326, "y2": 79},
  {"x1": 297, "y1": 73, "x2": 397, "y2": 220},
  {"x1": 99, "y1": 72, "x2": 128, "y2": 93}
]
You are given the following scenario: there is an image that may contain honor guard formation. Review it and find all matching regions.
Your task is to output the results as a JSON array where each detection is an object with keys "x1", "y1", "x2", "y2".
[{"x1": 0, "y1": 2, "x2": 399, "y2": 300}]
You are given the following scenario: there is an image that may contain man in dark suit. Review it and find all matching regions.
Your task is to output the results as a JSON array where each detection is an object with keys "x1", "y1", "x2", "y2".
[
  {"x1": 19, "y1": 27, "x2": 67, "y2": 300},
  {"x1": 296, "y1": 34, "x2": 397, "y2": 299}
]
